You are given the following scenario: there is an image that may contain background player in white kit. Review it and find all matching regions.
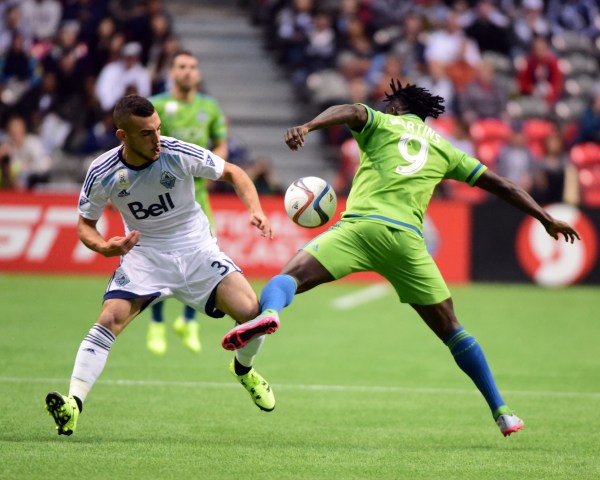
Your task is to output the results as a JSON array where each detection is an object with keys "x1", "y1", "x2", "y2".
[{"x1": 44, "y1": 95, "x2": 279, "y2": 436}]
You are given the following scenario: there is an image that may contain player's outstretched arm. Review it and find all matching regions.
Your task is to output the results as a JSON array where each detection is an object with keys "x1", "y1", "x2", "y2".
[
  {"x1": 77, "y1": 216, "x2": 140, "y2": 257},
  {"x1": 218, "y1": 162, "x2": 273, "y2": 239},
  {"x1": 474, "y1": 170, "x2": 580, "y2": 243},
  {"x1": 284, "y1": 104, "x2": 368, "y2": 151}
]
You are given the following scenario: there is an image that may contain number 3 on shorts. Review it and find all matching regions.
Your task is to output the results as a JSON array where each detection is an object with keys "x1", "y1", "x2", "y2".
[{"x1": 395, "y1": 134, "x2": 429, "y2": 176}]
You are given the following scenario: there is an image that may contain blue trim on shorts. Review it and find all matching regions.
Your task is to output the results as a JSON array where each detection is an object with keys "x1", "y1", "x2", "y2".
[
  {"x1": 103, "y1": 290, "x2": 160, "y2": 313},
  {"x1": 343, "y1": 214, "x2": 423, "y2": 237},
  {"x1": 205, "y1": 285, "x2": 226, "y2": 318}
]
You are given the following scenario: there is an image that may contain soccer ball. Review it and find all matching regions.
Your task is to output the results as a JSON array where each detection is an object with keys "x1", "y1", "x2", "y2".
[{"x1": 284, "y1": 176, "x2": 337, "y2": 228}]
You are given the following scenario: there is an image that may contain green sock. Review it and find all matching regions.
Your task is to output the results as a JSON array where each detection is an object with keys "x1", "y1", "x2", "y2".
[{"x1": 493, "y1": 405, "x2": 512, "y2": 421}]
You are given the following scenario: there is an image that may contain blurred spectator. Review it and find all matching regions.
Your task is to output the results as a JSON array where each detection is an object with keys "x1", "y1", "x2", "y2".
[
  {"x1": 0, "y1": 4, "x2": 31, "y2": 54},
  {"x1": 15, "y1": 70, "x2": 59, "y2": 131},
  {"x1": 418, "y1": 61, "x2": 456, "y2": 115},
  {"x1": 572, "y1": 87, "x2": 600, "y2": 145},
  {"x1": 532, "y1": 134, "x2": 580, "y2": 205},
  {"x1": 420, "y1": 0, "x2": 451, "y2": 30},
  {"x1": 0, "y1": 115, "x2": 51, "y2": 189},
  {"x1": 87, "y1": 17, "x2": 119, "y2": 76},
  {"x1": 366, "y1": 0, "x2": 413, "y2": 31},
  {"x1": 390, "y1": 12, "x2": 426, "y2": 77},
  {"x1": 0, "y1": 33, "x2": 42, "y2": 110},
  {"x1": 458, "y1": 59, "x2": 509, "y2": 125},
  {"x1": 495, "y1": 129, "x2": 535, "y2": 191},
  {"x1": 304, "y1": 11, "x2": 336, "y2": 74},
  {"x1": 244, "y1": 156, "x2": 283, "y2": 194},
  {"x1": 148, "y1": 33, "x2": 181, "y2": 94},
  {"x1": 19, "y1": 0, "x2": 62, "y2": 44},
  {"x1": 80, "y1": 110, "x2": 120, "y2": 154},
  {"x1": 547, "y1": 0, "x2": 599, "y2": 39},
  {"x1": 464, "y1": 0, "x2": 511, "y2": 56},
  {"x1": 510, "y1": 0, "x2": 550, "y2": 58},
  {"x1": 95, "y1": 41, "x2": 151, "y2": 111},
  {"x1": 516, "y1": 36, "x2": 563, "y2": 106},
  {"x1": 447, "y1": 117, "x2": 475, "y2": 157},
  {"x1": 424, "y1": 12, "x2": 480, "y2": 68},
  {"x1": 275, "y1": 0, "x2": 314, "y2": 69}
]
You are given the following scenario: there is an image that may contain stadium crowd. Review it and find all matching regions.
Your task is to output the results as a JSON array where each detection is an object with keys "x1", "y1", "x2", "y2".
[
  {"x1": 0, "y1": 0, "x2": 178, "y2": 190},
  {"x1": 2, "y1": 0, "x2": 600, "y2": 208},
  {"x1": 247, "y1": 0, "x2": 600, "y2": 207}
]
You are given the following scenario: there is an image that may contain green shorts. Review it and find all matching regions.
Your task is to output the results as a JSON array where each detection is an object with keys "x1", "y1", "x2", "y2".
[{"x1": 303, "y1": 220, "x2": 450, "y2": 305}]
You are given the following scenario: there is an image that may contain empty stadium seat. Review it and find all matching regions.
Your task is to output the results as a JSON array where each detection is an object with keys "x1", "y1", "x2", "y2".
[
  {"x1": 507, "y1": 95, "x2": 551, "y2": 120},
  {"x1": 523, "y1": 119, "x2": 558, "y2": 157},
  {"x1": 469, "y1": 118, "x2": 512, "y2": 144},
  {"x1": 448, "y1": 180, "x2": 487, "y2": 204},
  {"x1": 578, "y1": 167, "x2": 600, "y2": 207},
  {"x1": 476, "y1": 139, "x2": 504, "y2": 169},
  {"x1": 428, "y1": 116, "x2": 457, "y2": 137},
  {"x1": 570, "y1": 142, "x2": 600, "y2": 169}
]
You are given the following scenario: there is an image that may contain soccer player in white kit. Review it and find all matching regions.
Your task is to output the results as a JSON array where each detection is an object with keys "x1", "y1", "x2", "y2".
[{"x1": 45, "y1": 95, "x2": 279, "y2": 436}]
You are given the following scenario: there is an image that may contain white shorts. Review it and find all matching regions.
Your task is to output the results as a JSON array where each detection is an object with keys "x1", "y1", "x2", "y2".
[{"x1": 103, "y1": 243, "x2": 241, "y2": 318}]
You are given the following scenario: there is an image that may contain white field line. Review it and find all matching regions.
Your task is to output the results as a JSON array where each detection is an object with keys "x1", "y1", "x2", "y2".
[
  {"x1": 2, "y1": 376, "x2": 599, "y2": 400},
  {"x1": 331, "y1": 283, "x2": 392, "y2": 309}
]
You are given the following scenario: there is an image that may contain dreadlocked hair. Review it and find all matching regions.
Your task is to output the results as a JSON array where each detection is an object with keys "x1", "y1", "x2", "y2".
[{"x1": 384, "y1": 79, "x2": 445, "y2": 120}]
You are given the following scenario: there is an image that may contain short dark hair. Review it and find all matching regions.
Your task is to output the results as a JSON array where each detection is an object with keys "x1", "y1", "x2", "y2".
[
  {"x1": 113, "y1": 95, "x2": 155, "y2": 129},
  {"x1": 384, "y1": 79, "x2": 445, "y2": 120},
  {"x1": 170, "y1": 50, "x2": 197, "y2": 67}
]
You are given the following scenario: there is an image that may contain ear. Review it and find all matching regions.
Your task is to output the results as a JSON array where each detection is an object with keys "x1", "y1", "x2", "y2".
[{"x1": 116, "y1": 129, "x2": 126, "y2": 142}]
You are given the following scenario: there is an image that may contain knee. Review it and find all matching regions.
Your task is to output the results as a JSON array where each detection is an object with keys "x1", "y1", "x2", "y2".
[{"x1": 97, "y1": 309, "x2": 127, "y2": 336}]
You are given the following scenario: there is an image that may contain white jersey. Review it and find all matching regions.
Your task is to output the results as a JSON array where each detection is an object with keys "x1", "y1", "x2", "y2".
[{"x1": 78, "y1": 135, "x2": 225, "y2": 251}]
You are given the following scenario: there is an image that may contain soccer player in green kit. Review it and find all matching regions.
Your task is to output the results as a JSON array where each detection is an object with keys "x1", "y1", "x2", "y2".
[
  {"x1": 147, "y1": 51, "x2": 229, "y2": 355},
  {"x1": 221, "y1": 80, "x2": 581, "y2": 436}
]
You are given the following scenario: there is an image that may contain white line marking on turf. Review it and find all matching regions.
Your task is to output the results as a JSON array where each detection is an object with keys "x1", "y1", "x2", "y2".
[
  {"x1": 2, "y1": 376, "x2": 599, "y2": 399},
  {"x1": 331, "y1": 283, "x2": 392, "y2": 309}
]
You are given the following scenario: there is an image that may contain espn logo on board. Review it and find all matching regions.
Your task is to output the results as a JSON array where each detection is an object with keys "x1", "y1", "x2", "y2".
[{"x1": 0, "y1": 205, "x2": 103, "y2": 262}]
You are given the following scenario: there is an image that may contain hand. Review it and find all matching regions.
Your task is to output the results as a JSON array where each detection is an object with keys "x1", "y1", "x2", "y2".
[
  {"x1": 101, "y1": 230, "x2": 140, "y2": 256},
  {"x1": 284, "y1": 126, "x2": 309, "y2": 151},
  {"x1": 544, "y1": 219, "x2": 580, "y2": 243},
  {"x1": 249, "y1": 212, "x2": 273, "y2": 239}
]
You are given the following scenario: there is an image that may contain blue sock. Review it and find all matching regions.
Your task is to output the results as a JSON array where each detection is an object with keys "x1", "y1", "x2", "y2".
[
  {"x1": 151, "y1": 301, "x2": 164, "y2": 323},
  {"x1": 445, "y1": 327, "x2": 506, "y2": 416},
  {"x1": 183, "y1": 305, "x2": 196, "y2": 321},
  {"x1": 259, "y1": 274, "x2": 297, "y2": 313}
]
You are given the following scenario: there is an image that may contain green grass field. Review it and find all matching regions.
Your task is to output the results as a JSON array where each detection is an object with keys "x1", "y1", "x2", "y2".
[{"x1": 1, "y1": 274, "x2": 599, "y2": 479}]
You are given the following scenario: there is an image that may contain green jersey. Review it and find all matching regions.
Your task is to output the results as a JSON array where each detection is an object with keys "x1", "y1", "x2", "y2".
[
  {"x1": 150, "y1": 93, "x2": 227, "y2": 225},
  {"x1": 344, "y1": 104, "x2": 486, "y2": 236}
]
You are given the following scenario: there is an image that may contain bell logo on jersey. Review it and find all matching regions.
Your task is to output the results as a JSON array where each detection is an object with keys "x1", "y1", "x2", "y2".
[{"x1": 128, "y1": 193, "x2": 175, "y2": 219}]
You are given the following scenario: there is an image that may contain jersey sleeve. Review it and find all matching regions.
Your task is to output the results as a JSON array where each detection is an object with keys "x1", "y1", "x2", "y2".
[
  {"x1": 162, "y1": 136, "x2": 225, "y2": 180},
  {"x1": 444, "y1": 151, "x2": 487, "y2": 186},
  {"x1": 350, "y1": 103, "x2": 380, "y2": 146},
  {"x1": 78, "y1": 170, "x2": 109, "y2": 220}
]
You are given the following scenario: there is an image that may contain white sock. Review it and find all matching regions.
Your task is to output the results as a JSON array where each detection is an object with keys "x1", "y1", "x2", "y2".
[
  {"x1": 69, "y1": 323, "x2": 115, "y2": 403},
  {"x1": 235, "y1": 335, "x2": 265, "y2": 367}
]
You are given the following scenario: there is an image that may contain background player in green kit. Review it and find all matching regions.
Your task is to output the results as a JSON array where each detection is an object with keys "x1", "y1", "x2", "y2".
[
  {"x1": 148, "y1": 51, "x2": 229, "y2": 355},
  {"x1": 221, "y1": 80, "x2": 580, "y2": 436}
]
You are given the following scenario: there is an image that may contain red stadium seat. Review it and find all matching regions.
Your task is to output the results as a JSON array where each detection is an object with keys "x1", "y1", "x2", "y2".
[
  {"x1": 476, "y1": 139, "x2": 504, "y2": 169},
  {"x1": 469, "y1": 118, "x2": 512, "y2": 145},
  {"x1": 428, "y1": 116, "x2": 457, "y2": 137},
  {"x1": 578, "y1": 167, "x2": 600, "y2": 207},
  {"x1": 522, "y1": 119, "x2": 558, "y2": 158},
  {"x1": 570, "y1": 142, "x2": 600, "y2": 169},
  {"x1": 449, "y1": 180, "x2": 487, "y2": 204}
]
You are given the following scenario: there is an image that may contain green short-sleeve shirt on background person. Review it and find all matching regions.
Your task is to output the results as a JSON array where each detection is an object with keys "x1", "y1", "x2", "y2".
[
  {"x1": 150, "y1": 93, "x2": 228, "y2": 227},
  {"x1": 304, "y1": 104, "x2": 487, "y2": 305}
]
